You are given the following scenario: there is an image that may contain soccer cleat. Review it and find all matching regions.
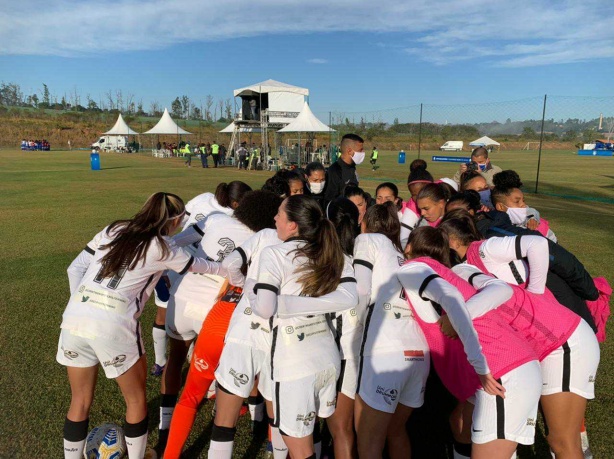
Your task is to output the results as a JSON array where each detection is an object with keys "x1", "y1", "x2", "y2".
[
  {"x1": 581, "y1": 430, "x2": 593, "y2": 459},
  {"x1": 150, "y1": 363, "x2": 165, "y2": 377}
]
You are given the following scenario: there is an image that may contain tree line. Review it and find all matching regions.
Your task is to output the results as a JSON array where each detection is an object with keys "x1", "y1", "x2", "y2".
[{"x1": 0, "y1": 81, "x2": 235, "y2": 123}]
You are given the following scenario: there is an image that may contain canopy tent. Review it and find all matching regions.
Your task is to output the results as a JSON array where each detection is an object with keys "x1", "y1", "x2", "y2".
[
  {"x1": 234, "y1": 79, "x2": 309, "y2": 124},
  {"x1": 104, "y1": 113, "x2": 139, "y2": 135},
  {"x1": 278, "y1": 102, "x2": 334, "y2": 133},
  {"x1": 144, "y1": 108, "x2": 192, "y2": 135},
  {"x1": 220, "y1": 121, "x2": 262, "y2": 133},
  {"x1": 233, "y1": 79, "x2": 309, "y2": 97},
  {"x1": 469, "y1": 136, "x2": 500, "y2": 147},
  {"x1": 278, "y1": 102, "x2": 334, "y2": 166}
]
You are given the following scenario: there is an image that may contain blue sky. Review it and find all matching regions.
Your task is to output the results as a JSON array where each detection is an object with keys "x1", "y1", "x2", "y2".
[{"x1": 1, "y1": 0, "x2": 613, "y2": 122}]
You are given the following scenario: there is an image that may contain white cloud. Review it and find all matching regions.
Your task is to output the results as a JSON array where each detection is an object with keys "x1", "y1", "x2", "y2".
[
  {"x1": 307, "y1": 58, "x2": 328, "y2": 64},
  {"x1": 1, "y1": 0, "x2": 612, "y2": 67}
]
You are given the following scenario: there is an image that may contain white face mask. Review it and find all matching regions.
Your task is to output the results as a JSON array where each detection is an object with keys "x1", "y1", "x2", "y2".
[
  {"x1": 352, "y1": 151, "x2": 366, "y2": 165},
  {"x1": 309, "y1": 181, "x2": 325, "y2": 194},
  {"x1": 506, "y1": 207, "x2": 528, "y2": 225}
]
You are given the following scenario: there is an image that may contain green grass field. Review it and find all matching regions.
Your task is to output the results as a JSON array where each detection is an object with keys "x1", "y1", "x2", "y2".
[{"x1": 1, "y1": 148, "x2": 612, "y2": 458}]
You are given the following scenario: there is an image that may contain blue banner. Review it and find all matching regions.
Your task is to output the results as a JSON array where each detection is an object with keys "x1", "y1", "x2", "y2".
[{"x1": 432, "y1": 156, "x2": 471, "y2": 163}]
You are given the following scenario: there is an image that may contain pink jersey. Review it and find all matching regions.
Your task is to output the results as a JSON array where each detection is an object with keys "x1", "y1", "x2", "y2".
[
  {"x1": 536, "y1": 218, "x2": 550, "y2": 238},
  {"x1": 402, "y1": 198, "x2": 419, "y2": 216},
  {"x1": 409, "y1": 257, "x2": 537, "y2": 395},
  {"x1": 467, "y1": 240, "x2": 610, "y2": 345}
]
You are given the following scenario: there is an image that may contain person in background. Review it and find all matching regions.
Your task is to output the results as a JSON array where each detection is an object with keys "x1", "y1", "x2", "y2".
[
  {"x1": 453, "y1": 147, "x2": 502, "y2": 187},
  {"x1": 200, "y1": 143, "x2": 209, "y2": 168},
  {"x1": 219, "y1": 143, "x2": 227, "y2": 166},
  {"x1": 211, "y1": 141, "x2": 220, "y2": 168},
  {"x1": 324, "y1": 134, "x2": 365, "y2": 202},
  {"x1": 303, "y1": 161, "x2": 328, "y2": 209},
  {"x1": 237, "y1": 143, "x2": 248, "y2": 170},
  {"x1": 370, "y1": 147, "x2": 379, "y2": 171}
]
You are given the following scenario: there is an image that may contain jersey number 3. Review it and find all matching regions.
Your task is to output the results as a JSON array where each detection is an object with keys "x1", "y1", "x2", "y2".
[{"x1": 216, "y1": 237, "x2": 235, "y2": 262}]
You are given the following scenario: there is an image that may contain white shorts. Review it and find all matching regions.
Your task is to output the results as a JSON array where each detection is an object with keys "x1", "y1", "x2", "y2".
[
  {"x1": 541, "y1": 319, "x2": 599, "y2": 399},
  {"x1": 357, "y1": 350, "x2": 430, "y2": 413},
  {"x1": 56, "y1": 328, "x2": 144, "y2": 379},
  {"x1": 471, "y1": 360, "x2": 542, "y2": 445},
  {"x1": 165, "y1": 295, "x2": 204, "y2": 341},
  {"x1": 215, "y1": 342, "x2": 266, "y2": 399},
  {"x1": 337, "y1": 359, "x2": 358, "y2": 400},
  {"x1": 259, "y1": 352, "x2": 273, "y2": 401},
  {"x1": 273, "y1": 366, "x2": 338, "y2": 438}
]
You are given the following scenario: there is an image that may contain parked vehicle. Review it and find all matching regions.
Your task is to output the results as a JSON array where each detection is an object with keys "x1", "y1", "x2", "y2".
[
  {"x1": 91, "y1": 135, "x2": 128, "y2": 152},
  {"x1": 439, "y1": 141, "x2": 463, "y2": 151}
]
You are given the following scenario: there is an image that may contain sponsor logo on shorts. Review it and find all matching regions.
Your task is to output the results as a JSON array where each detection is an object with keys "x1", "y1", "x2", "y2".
[
  {"x1": 404, "y1": 350, "x2": 425, "y2": 362},
  {"x1": 526, "y1": 418, "x2": 536, "y2": 427},
  {"x1": 229, "y1": 368, "x2": 249, "y2": 387},
  {"x1": 250, "y1": 322, "x2": 261, "y2": 330},
  {"x1": 296, "y1": 411, "x2": 316, "y2": 426},
  {"x1": 65, "y1": 447, "x2": 79, "y2": 452},
  {"x1": 244, "y1": 307, "x2": 252, "y2": 315},
  {"x1": 472, "y1": 427, "x2": 483, "y2": 433},
  {"x1": 589, "y1": 375, "x2": 596, "y2": 383},
  {"x1": 102, "y1": 354, "x2": 126, "y2": 368},
  {"x1": 326, "y1": 398, "x2": 337, "y2": 407},
  {"x1": 194, "y1": 357, "x2": 209, "y2": 372},
  {"x1": 63, "y1": 350, "x2": 79, "y2": 360},
  {"x1": 376, "y1": 386, "x2": 398, "y2": 405}
]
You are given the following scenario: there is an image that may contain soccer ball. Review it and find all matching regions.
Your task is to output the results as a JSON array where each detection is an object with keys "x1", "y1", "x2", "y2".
[{"x1": 83, "y1": 423, "x2": 126, "y2": 459}]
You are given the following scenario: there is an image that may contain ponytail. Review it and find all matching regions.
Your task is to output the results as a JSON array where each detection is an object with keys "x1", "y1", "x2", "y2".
[
  {"x1": 363, "y1": 202, "x2": 403, "y2": 253},
  {"x1": 215, "y1": 181, "x2": 252, "y2": 208},
  {"x1": 99, "y1": 192, "x2": 185, "y2": 279},
  {"x1": 285, "y1": 195, "x2": 345, "y2": 297},
  {"x1": 326, "y1": 197, "x2": 360, "y2": 256}
]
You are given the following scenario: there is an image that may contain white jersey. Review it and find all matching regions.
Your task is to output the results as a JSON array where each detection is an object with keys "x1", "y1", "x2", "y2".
[
  {"x1": 399, "y1": 210, "x2": 420, "y2": 250},
  {"x1": 353, "y1": 233, "x2": 428, "y2": 356},
  {"x1": 476, "y1": 236, "x2": 549, "y2": 293},
  {"x1": 330, "y1": 255, "x2": 362, "y2": 360},
  {"x1": 170, "y1": 213, "x2": 254, "y2": 323},
  {"x1": 255, "y1": 239, "x2": 354, "y2": 381},
  {"x1": 61, "y1": 226, "x2": 195, "y2": 344},
  {"x1": 223, "y1": 228, "x2": 282, "y2": 350},
  {"x1": 182, "y1": 192, "x2": 232, "y2": 230}
]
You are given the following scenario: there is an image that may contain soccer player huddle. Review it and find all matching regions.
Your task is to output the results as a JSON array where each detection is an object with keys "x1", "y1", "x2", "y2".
[{"x1": 58, "y1": 136, "x2": 610, "y2": 459}]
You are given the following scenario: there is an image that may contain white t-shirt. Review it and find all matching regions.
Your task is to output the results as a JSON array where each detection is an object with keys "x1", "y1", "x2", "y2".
[
  {"x1": 62, "y1": 226, "x2": 195, "y2": 343},
  {"x1": 170, "y1": 213, "x2": 254, "y2": 323},
  {"x1": 254, "y1": 239, "x2": 354, "y2": 381},
  {"x1": 475, "y1": 236, "x2": 549, "y2": 293},
  {"x1": 353, "y1": 233, "x2": 428, "y2": 356},
  {"x1": 223, "y1": 228, "x2": 282, "y2": 350},
  {"x1": 182, "y1": 192, "x2": 233, "y2": 230}
]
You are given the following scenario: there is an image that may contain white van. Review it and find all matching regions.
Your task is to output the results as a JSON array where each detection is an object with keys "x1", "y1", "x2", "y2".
[
  {"x1": 91, "y1": 135, "x2": 128, "y2": 152},
  {"x1": 439, "y1": 141, "x2": 463, "y2": 151}
]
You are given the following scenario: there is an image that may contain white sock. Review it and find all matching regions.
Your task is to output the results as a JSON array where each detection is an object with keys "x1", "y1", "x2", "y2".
[
  {"x1": 125, "y1": 433, "x2": 148, "y2": 459},
  {"x1": 152, "y1": 325, "x2": 168, "y2": 367},
  {"x1": 270, "y1": 426, "x2": 288, "y2": 459},
  {"x1": 510, "y1": 452, "x2": 517, "y2": 459},
  {"x1": 208, "y1": 440, "x2": 234, "y2": 459},
  {"x1": 63, "y1": 439, "x2": 85, "y2": 459}
]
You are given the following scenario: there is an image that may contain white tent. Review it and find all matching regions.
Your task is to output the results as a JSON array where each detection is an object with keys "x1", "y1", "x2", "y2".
[
  {"x1": 234, "y1": 79, "x2": 308, "y2": 124},
  {"x1": 233, "y1": 79, "x2": 309, "y2": 97},
  {"x1": 220, "y1": 121, "x2": 261, "y2": 133},
  {"x1": 144, "y1": 108, "x2": 192, "y2": 135},
  {"x1": 104, "y1": 113, "x2": 139, "y2": 135},
  {"x1": 470, "y1": 136, "x2": 500, "y2": 147},
  {"x1": 278, "y1": 102, "x2": 334, "y2": 133}
]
